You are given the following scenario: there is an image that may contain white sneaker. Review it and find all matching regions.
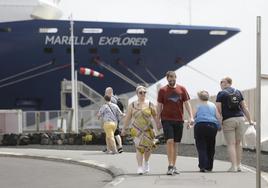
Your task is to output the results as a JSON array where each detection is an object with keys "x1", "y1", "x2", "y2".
[
  {"x1": 137, "y1": 166, "x2": 144, "y2": 175},
  {"x1": 228, "y1": 166, "x2": 238, "y2": 172},
  {"x1": 173, "y1": 166, "x2": 180, "y2": 174},
  {"x1": 143, "y1": 161, "x2": 150, "y2": 173},
  {"x1": 105, "y1": 150, "x2": 113, "y2": 154},
  {"x1": 237, "y1": 165, "x2": 242, "y2": 172}
]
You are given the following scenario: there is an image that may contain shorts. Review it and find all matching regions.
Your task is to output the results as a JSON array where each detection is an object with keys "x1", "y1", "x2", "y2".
[
  {"x1": 103, "y1": 121, "x2": 117, "y2": 138},
  {"x1": 222, "y1": 117, "x2": 245, "y2": 144},
  {"x1": 161, "y1": 120, "x2": 184, "y2": 143}
]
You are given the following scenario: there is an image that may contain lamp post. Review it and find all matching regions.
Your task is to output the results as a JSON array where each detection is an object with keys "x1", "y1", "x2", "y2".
[
  {"x1": 256, "y1": 16, "x2": 261, "y2": 188},
  {"x1": 70, "y1": 14, "x2": 78, "y2": 133}
]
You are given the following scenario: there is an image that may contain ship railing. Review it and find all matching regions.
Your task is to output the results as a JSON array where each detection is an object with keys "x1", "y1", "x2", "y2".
[
  {"x1": 77, "y1": 81, "x2": 104, "y2": 105},
  {"x1": 61, "y1": 79, "x2": 104, "y2": 109}
]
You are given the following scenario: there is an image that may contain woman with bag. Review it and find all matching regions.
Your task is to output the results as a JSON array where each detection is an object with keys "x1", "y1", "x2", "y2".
[
  {"x1": 98, "y1": 95, "x2": 124, "y2": 154},
  {"x1": 122, "y1": 85, "x2": 159, "y2": 175}
]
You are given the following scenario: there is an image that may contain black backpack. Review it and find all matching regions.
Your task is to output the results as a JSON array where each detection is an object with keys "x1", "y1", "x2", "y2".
[
  {"x1": 224, "y1": 89, "x2": 241, "y2": 110},
  {"x1": 117, "y1": 99, "x2": 124, "y2": 112}
]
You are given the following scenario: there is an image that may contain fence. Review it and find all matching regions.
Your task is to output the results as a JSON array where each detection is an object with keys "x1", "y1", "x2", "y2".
[
  {"x1": 0, "y1": 109, "x2": 105, "y2": 133},
  {"x1": 0, "y1": 110, "x2": 23, "y2": 134}
]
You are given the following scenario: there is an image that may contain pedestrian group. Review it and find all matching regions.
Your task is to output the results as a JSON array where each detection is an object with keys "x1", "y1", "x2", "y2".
[{"x1": 97, "y1": 71, "x2": 254, "y2": 175}]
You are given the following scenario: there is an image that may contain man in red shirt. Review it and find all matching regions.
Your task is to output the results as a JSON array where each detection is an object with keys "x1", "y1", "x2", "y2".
[{"x1": 157, "y1": 71, "x2": 194, "y2": 175}]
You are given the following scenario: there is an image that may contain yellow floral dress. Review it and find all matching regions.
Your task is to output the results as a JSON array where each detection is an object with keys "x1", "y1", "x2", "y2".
[{"x1": 130, "y1": 101, "x2": 157, "y2": 153}]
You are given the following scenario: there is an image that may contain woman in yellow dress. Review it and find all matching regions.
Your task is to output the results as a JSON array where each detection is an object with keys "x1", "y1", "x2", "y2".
[{"x1": 122, "y1": 85, "x2": 159, "y2": 175}]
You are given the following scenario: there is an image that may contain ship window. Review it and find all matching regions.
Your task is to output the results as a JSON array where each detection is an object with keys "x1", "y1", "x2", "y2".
[
  {"x1": 132, "y1": 48, "x2": 141, "y2": 55},
  {"x1": 66, "y1": 47, "x2": 75, "y2": 54},
  {"x1": 169, "y1": 29, "x2": 188, "y2": 34},
  {"x1": 89, "y1": 48, "x2": 98, "y2": 54},
  {"x1": 39, "y1": 28, "x2": 58, "y2": 33},
  {"x1": 0, "y1": 27, "x2": 12, "y2": 32},
  {"x1": 82, "y1": 28, "x2": 103, "y2": 33},
  {"x1": 111, "y1": 48, "x2": 119, "y2": 54},
  {"x1": 127, "y1": 29, "x2": 145, "y2": 34},
  {"x1": 209, "y1": 30, "x2": 228, "y2": 35},
  {"x1": 44, "y1": 47, "x2": 53, "y2": 53}
]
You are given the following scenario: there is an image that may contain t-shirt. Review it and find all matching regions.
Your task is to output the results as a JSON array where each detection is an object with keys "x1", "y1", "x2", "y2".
[
  {"x1": 195, "y1": 101, "x2": 219, "y2": 128},
  {"x1": 98, "y1": 102, "x2": 122, "y2": 123},
  {"x1": 157, "y1": 84, "x2": 190, "y2": 121},
  {"x1": 216, "y1": 87, "x2": 244, "y2": 121}
]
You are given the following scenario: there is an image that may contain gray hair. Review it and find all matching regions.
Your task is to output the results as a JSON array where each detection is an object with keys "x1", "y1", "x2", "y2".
[
  {"x1": 197, "y1": 90, "x2": 209, "y2": 101},
  {"x1": 105, "y1": 87, "x2": 113, "y2": 95}
]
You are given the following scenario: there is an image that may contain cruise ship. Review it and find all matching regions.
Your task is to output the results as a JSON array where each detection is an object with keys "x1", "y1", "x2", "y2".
[{"x1": 0, "y1": 0, "x2": 240, "y2": 110}]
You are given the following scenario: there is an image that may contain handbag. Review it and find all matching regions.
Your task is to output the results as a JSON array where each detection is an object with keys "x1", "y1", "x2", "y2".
[{"x1": 244, "y1": 125, "x2": 256, "y2": 150}]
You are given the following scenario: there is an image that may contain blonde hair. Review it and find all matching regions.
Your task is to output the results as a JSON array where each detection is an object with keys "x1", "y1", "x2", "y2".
[
  {"x1": 222, "y1": 77, "x2": 232, "y2": 85},
  {"x1": 197, "y1": 90, "x2": 209, "y2": 101},
  {"x1": 136, "y1": 85, "x2": 146, "y2": 93},
  {"x1": 224, "y1": 76, "x2": 233, "y2": 85}
]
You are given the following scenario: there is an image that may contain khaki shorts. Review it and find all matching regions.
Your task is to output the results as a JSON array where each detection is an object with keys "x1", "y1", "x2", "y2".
[
  {"x1": 222, "y1": 117, "x2": 245, "y2": 144},
  {"x1": 103, "y1": 121, "x2": 116, "y2": 138}
]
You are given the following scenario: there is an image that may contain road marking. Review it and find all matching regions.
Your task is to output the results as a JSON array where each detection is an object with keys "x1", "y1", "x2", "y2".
[{"x1": 105, "y1": 177, "x2": 125, "y2": 187}]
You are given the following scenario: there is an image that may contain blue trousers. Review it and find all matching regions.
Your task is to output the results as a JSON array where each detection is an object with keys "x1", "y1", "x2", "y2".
[{"x1": 194, "y1": 122, "x2": 218, "y2": 170}]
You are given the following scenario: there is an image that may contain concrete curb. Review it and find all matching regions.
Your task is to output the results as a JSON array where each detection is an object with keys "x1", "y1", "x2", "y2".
[{"x1": 0, "y1": 152, "x2": 125, "y2": 178}]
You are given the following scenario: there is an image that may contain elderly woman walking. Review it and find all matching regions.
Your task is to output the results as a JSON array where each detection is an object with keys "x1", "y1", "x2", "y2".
[
  {"x1": 193, "y1": 90, "x2": 221, "y2": 172},
  {"x1": 122, "y1": 86, "x2": 159, "y2": 175}
]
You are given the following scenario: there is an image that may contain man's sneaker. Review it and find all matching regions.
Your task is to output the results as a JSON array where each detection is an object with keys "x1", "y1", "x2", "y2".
[
  {"x1": 137, "y1": 166, "x2": 144, "y2": 175},
  {"x1": 237, "y1": 165, "x2": 242, "y2": 172},
  {"x1": 166, "y1": 166, "x2": 174, "y2": 175},
  {"x1": 143, "y1": 161, "x2": 150, "y2": 173},
  {"x1": 173, "y1": 167, "x2": 180, "y2": 174},
  {"x1": 102, "y1": 148, "x2": 107, "y2": 152},
  {"x1": 118, "y1": 147, "x2": 123, "y2": 153}
]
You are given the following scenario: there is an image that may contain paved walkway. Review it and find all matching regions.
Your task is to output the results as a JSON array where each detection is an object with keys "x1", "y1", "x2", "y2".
[{"x1": 0, "y1": 148, "x2": 267, "y2": 188}]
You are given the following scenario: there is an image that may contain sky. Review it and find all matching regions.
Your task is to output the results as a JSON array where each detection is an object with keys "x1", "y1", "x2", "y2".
[{"x1": 59, "y1": 0, "x2": 267, "y2": 100}]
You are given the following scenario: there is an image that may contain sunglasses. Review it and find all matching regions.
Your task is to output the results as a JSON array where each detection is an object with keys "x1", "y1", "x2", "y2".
[{"x1": 138, "y1": 91, "x2": 147, "y2": 95}]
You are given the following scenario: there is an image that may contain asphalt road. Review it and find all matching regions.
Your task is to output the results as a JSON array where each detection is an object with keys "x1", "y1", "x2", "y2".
[{"x1": 0, "y1": 157, "x2": 112, "y2": 188}]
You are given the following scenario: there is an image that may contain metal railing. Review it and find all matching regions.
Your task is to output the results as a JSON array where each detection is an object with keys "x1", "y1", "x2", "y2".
[
  {"x1": 21, "y1": 109, "x2": 103, "y2": 133},
  {"x1": 61, "y1": 79, "x2": 104, "y2": 106}
]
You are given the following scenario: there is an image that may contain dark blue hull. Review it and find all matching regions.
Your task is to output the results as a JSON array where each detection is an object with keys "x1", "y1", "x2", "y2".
[{"x1": 0, "y1": 20, "x2": 239, "y2": 110}]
